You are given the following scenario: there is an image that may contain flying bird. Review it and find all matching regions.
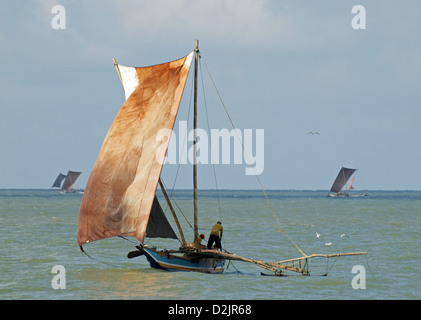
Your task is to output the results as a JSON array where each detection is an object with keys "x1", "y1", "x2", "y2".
[
  {"x1": 307, "y1": 131, "x2": 320, "y2": 135},
  {"x1": 316, "y1": 232, "x2": 321, "y2": 238}
]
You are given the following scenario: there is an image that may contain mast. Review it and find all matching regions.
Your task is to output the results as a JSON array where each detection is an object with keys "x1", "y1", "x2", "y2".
[{"x1": 193, "y1": 40, "x2": 199, "y2": 243}]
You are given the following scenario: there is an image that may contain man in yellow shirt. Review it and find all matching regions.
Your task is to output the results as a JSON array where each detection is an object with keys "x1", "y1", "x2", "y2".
[{"x1": 207, "y1": 221, "x2": 223, "y2": 251}]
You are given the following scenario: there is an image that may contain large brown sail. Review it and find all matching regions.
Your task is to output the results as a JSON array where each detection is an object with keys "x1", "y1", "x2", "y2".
[{"x1": 77, "y1": 52, "x2": 193, "y2": 247}]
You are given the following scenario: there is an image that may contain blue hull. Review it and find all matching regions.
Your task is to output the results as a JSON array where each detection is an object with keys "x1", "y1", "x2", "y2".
[{"x1": 141, "y1": 246, "x2": 225, "y2": 273}]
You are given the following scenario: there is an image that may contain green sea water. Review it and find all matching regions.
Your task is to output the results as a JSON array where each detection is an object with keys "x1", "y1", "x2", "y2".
[{"x1": 0, "y1": 189, "x2": 420, "y2": 300}]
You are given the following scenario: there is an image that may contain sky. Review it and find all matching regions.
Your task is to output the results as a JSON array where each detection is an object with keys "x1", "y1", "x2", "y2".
[{"x1": 0, "y1": 0, "x2": 420, "y2": 190}]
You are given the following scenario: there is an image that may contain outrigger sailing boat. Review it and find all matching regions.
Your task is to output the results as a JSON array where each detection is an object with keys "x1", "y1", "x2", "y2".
[
  {"x1": 77, "y1": 41, "x2": 366, "y2": 275},
  {"x1": 328, "y1": 167, "x2": 367, "y2": 198}
]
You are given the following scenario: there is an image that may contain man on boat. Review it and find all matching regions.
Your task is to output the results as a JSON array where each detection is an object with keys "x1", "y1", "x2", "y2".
[
  {"x1": 194, "y1": 233, "x2": 206, "y2": 248},
  {"x1": 207, "y1": 221, "x2": 223, "y2": 251}
]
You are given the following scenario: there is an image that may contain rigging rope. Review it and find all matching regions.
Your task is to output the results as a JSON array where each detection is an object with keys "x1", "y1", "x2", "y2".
[
  {"x1": 199, "y1": 59, "x2": 223, "y2": 224},
  {"x1": 200, "y1": 54, "x2": 306, "y2": 257},
  {"x1": 79, "y1": 245, "x2": 123, "y2": 269},
  {"x1": 325, "y1": 256, "x2": 339, "y2": 276}
]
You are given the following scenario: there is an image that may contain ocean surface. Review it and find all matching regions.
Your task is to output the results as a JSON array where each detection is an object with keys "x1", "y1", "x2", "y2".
[{"x1": 1, "y1": 189, "x2": 420, "y2": 300}]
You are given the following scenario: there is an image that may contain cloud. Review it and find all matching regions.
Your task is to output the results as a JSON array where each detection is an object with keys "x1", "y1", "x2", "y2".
[{"x1": 110, "y1": 0, "x2": 292, "y2": 44}]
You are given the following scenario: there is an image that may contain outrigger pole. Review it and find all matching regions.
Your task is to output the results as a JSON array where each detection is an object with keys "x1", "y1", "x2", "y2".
[{"x1": 183, "y1": 249, "x2": 368, "y2": 275}]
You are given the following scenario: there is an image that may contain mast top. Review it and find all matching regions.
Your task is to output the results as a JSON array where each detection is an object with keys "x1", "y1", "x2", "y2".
[{"x1": 195, "y1": 39, "x2": 199, "y2": 52}]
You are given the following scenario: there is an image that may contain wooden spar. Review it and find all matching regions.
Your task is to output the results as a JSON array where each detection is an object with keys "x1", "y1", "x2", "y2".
[
  {"x1": 112, "y1": 58, "x2": 123, "y2": 89},
  {"x1": 275, "y1": 252, "x2": 368, "y2": 265},
  {"x1": 175, "y1": 248, "x2": 367, "y2": 274},
  {"x1": 179, "y1": 249, "x2": 305, "y2": 274},
  {"x1": 193, "y1": 40, "x2": 199, "y2": 243},
  {"x1": 158, "y1": 178, "x2": 186, "y2": 244}
]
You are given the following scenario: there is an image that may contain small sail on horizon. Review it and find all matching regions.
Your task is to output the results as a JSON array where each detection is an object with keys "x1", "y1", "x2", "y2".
[
  {"x1": 328, "y1": 167, "x2": 366, "y2": 197},
  {"x1": 51, "y1": 173, "x2": 67, "y2": 189},
  {"x1": 52, "y1": 171, "x2": 82, "y2": 192},
  {"x1": 348, "y1": 175, "x2": 356, "y2": 190},
  {"x1": 329, "y1": 167, "x2": 356, "y2": 195},
  {"x1": 61, "y1": 170, "x2": 82, "y2": 192}
]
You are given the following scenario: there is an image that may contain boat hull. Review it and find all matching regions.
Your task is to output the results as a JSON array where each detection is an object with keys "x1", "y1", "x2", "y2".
[
  {"x1": 328, "y1": 193, "x2": 367, "y2": 198},
  {"x1": 141, "y1": 246, "x2": 225, "y2": 273}
]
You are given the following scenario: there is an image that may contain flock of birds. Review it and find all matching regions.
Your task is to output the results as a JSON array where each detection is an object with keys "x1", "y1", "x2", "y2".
[{"x1": 315, "y1": 231, "x2": 349, "y2": 246}]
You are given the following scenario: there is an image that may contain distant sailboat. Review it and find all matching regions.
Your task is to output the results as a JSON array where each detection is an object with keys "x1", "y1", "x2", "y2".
[
  {"x1": 328, "y1": 167, "x2": 367, "y2": 197},
  {"x1": 77, "y1": 41, "x2": 366, "y2": 276},
  {"x1": 52, "y1": 171, "x2": 82, "y2": 193}
]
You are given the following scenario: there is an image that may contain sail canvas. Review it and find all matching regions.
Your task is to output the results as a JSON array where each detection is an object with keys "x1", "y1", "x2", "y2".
[
  {"x1": 77, "y1": 53, "x2": 193, "y2": 247},
  {"x1": 329, "y1": 167, "x2": 356, "y2": 194},
  {"x1": 61, "y1": 171, "x2": 82, "y2": 191},
  {"x1": 52, "y1": 173, "x2": 67, "y2": 188}
]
